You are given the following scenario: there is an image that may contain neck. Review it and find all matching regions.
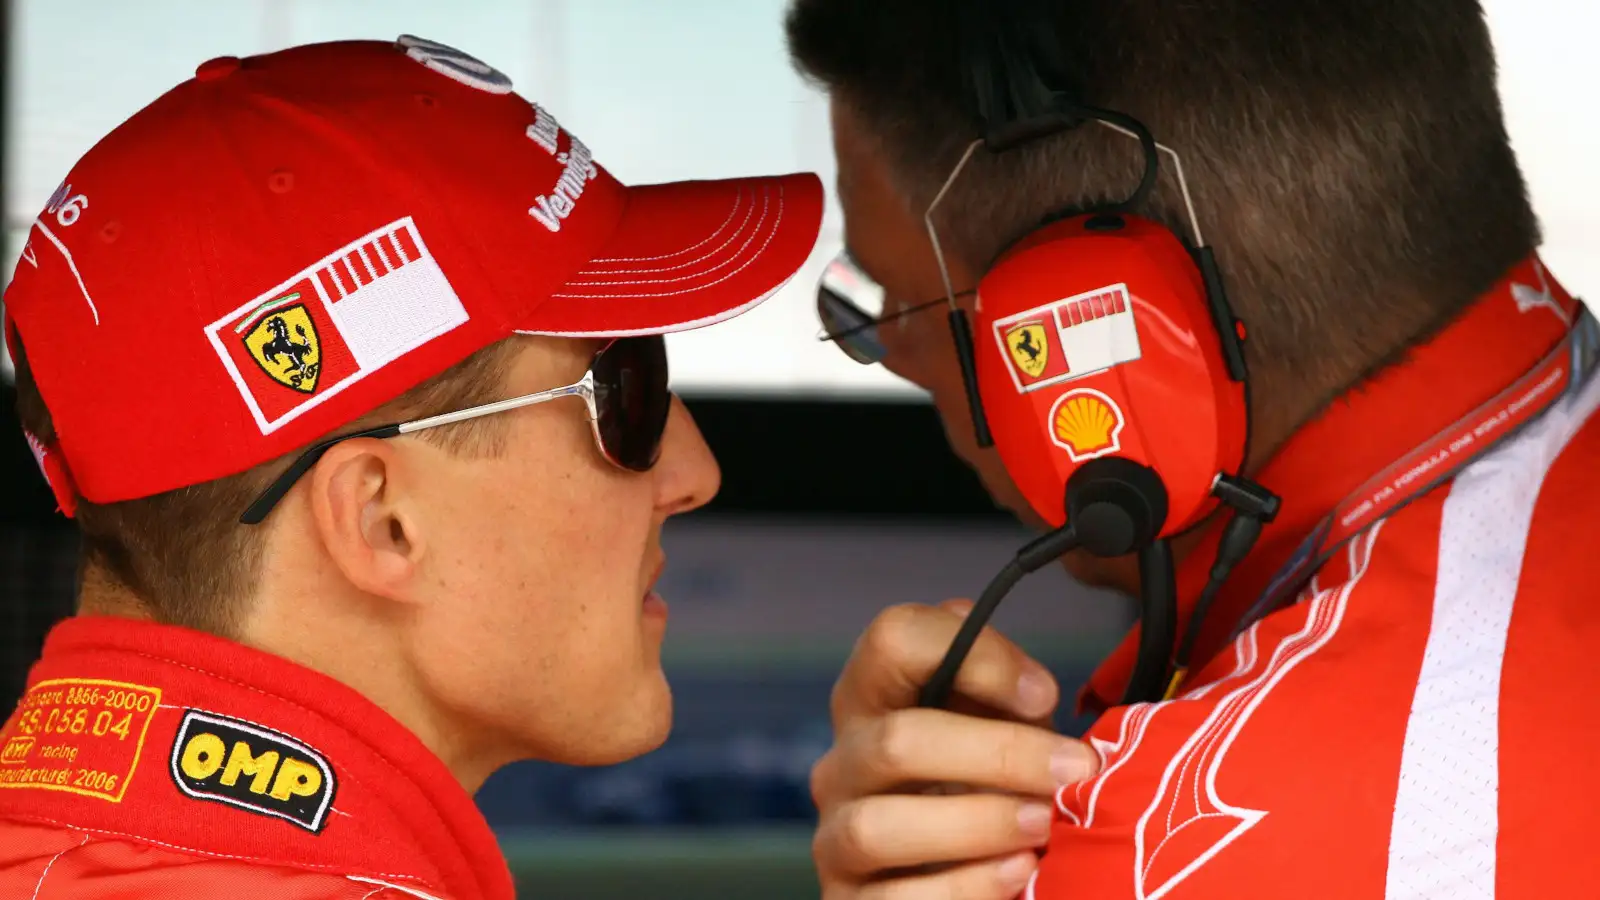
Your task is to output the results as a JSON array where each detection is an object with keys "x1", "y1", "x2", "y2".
[
  {"x1": 1243, "y1": 318, "x2": 1465, "y2": 475},
  {"x1": 76, "y1": 564, "x2": 505, "y2": 793},
  {"x1": 236, "y1": 585, "x2": 508, "y2": 794},
  {"x1": 1243, "y1": 382, "x2": 1330, "y2": 475},
  {"x1": 76, "y1": 565, "x2": 158, "y2": 622}
]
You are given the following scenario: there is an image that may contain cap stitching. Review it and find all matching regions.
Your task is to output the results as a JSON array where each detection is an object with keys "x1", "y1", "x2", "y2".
[
  {"x1": 575, "y1": 187, "x2": 754, "y2": 276},
  {"x1": 551, "y1": 186, "x2": 785, "y2": 299},
  {"x1": 31, "y1": 220, "x2": 101, "y2": 325},
  {"x1": 557, "y1": 186, "x2": 775, "y2": 289},
  {"x1": 585, "y1": 191, "x2": 745, "y2": 264},
  {"x1": 517, "y1": 279, "x2": 790, "y2": 338}
]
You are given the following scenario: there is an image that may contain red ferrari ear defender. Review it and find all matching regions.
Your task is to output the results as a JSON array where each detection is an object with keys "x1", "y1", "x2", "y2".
[{"x1": 919, "y1": 6, "x2": 1281, "y2": 708}]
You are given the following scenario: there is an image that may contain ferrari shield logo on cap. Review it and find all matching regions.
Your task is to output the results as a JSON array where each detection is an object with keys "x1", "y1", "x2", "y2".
[
  {"x1": 1049, "y1": 388, "x2": 1125, "y2": 462},
  {"x1": 205, "y1": 216, "x2": 469, "y2": 435},
  {"x1": 1005, "y1": 322, "x2": 1051, "y2": 378},
  {"x1": 241, "y1": 297, "x2": 321, "y2": 394}
]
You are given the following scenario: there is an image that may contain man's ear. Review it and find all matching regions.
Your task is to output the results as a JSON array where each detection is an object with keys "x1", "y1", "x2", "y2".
[{"x1": 305, "y1": 438, "x2": 425, "y2": 601}]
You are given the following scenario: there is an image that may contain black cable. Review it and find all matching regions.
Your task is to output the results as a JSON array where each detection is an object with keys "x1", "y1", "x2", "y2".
[
  {"x1": 1173, "y1": 576, "x2": 1226, "y2": 675},
  {"x1": 1172, "y1": 514, "x2": 1263, "y2": 672},
  {"x1": 1119, "y1": 539, "x2": 1176, "y2": 705},
  {"x1": 1162, "y1": 480, "x2": 1277, "y2": 698},
  {"x1": 918, "y1": 524, "x2": 1079, "y2": 709},
  {"x1": 947, "y1": 308, "x2": 993, "y2": 448}
]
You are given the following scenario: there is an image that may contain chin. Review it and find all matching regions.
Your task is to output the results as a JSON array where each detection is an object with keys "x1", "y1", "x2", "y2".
[{"x1": 554, "y1": 676, "x2": 675, "y2": 767}]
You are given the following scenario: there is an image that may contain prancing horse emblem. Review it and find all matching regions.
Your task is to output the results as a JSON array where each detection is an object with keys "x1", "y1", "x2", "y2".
[
  {"x1": 1005, "y1": 321, "x2": 1050, "y2": 379},
  {"x1": 243, "y1": 298, "x2": 322, "y2": 393}
]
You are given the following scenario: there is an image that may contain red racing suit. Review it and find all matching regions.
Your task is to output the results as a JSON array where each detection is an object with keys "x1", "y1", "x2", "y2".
[
  {"x1": 0, "y1": 615, "x2": 516, "y2": 899},
  {"x1": 1030, "y1": 259, "x2": 1600, "y2": 898}
]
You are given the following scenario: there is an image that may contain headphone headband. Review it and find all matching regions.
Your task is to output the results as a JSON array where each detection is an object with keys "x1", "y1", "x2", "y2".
[{"x1": 959, "y1": 2, "x2": 1084, "y2": 147}]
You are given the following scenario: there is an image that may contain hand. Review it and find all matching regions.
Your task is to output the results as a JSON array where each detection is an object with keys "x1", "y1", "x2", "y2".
[{"x1": 812, "y1": 600, "x2": 1102, "y2": 899}]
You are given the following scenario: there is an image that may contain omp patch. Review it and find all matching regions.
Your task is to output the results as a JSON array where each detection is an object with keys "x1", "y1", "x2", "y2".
[
  {"x1": 0, "y1": 678, "x2": 162, "y2": 802},
  {"x1": 169, "y1": 709, "x2": 336, "y2": 833}
]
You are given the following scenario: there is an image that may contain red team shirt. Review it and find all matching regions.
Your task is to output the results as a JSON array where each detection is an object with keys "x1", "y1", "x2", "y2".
[{"x1": 1032, "y1": 260, "x2": 1600, "y2": 898}]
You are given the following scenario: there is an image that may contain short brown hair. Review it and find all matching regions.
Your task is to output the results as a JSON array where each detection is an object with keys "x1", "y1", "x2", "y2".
[
  {"x1": 12, "y1": 331, "x2": 519, "y2": 638},
  {"x1": 788, "y1": 0, "x2": 1540, "y2": 395}
]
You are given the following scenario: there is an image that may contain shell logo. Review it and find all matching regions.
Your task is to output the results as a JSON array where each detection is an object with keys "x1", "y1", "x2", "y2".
[{"x1": 1048, "y1": 388, "x2": 1125, "y2": 461}]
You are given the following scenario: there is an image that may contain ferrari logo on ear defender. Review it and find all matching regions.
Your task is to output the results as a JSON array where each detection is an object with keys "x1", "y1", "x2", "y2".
[
  {"x1": 1050, "y1": 388, "x2": 1125, "y2": 462},
  {"x1": 241, "y1": 297, "x2": 321, "y2": 394},
  {"x1": 1005, "y1": 322, "x2": 1051, "y2": 378},
  {"x1": 991, "y1": 284, "x2": 1141, "y2": 393}
]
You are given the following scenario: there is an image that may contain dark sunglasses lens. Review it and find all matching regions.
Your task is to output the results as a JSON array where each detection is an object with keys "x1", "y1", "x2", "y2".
[
  {"x1": 818, "y1": 287, "x2": 886, "y2": 364},
  {"x1": 817, "y1": 254, "x2": 888, "y2": 364},
  {"x1": 594, "y1": 336, "x2": 670, "y2": 471}
]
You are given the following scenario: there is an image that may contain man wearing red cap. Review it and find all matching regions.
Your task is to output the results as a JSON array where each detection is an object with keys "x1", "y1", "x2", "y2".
[{"x1": 0, "y1": 35, "x2": 828, "y2": 898}]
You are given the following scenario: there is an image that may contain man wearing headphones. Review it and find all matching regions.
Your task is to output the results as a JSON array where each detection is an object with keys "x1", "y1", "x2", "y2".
[
  {"x1": 0, "y1": 37, "x2": 826, "y2": 897},
  {"x1": 793, "y1": 1, "x2": 1600, "y2": 898}
]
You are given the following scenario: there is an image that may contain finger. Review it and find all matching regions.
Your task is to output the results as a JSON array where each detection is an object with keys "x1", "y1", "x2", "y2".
[
  {"x1": 843, "y1": 853, "x2": 1040, "y2": 900},
  {"x1": 938, "y1": 598, "x2": 975, "y2": 617},
  {"x1": 934, "y1": 601, "x2": 1053, "y2": 724},
  {"x1": 828, "y1": 708, "x2": 1096, "y2": 802},
  {"x1": 815, "y1": 793, "x2": 1053, "y2": 879},
  {"x1": 831, "y1": 603, "x2": 1060, "y2": 728},
  {"x1": 945, "y1": 694, "x2": 1052, "y2": 730}
]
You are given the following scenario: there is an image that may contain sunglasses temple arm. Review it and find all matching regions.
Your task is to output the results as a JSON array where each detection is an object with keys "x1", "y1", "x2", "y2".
[
  {"x1": 238, "y1": 424, "x2": 402, "y2": 525},
  {"x1": 402, "y1": 382, "x2": 589, "y2": 434},
  {"x1": 240, "y1": 381, "x2": 597, "y2": 526},
  {"x1": 819, "y1": 295, "x2": 969, "y2": 343}
]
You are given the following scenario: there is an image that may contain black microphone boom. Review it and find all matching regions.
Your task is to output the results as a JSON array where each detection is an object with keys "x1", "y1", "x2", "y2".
[{"x1": 918, "y1": 524, "x2": 1080, "y2": 709}]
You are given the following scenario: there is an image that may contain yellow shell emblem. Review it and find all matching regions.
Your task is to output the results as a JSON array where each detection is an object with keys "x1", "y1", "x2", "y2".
[{"x1": 1050, "y1": 389, "x2": 1124, "y2": 461}]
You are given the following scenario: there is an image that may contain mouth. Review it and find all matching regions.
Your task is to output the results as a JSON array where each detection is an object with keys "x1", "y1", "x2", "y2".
[{"x1": 643, "y1": 559, "x2": 668, "y2": 619}]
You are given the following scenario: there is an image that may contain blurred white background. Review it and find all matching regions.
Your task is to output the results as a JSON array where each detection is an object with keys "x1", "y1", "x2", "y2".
[{"x1": 2, "y1": 0, "x2": 1595, "y2": 395}]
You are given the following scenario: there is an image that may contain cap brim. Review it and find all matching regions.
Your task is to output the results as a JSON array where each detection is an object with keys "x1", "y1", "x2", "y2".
[{"x1": 515, "y1": 172, "x2": 823, "y2": 337}]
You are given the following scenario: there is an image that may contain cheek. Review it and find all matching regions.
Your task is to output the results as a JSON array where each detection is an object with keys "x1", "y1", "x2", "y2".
[
  {"x1": 881, "y1": 313, "x2": 949, "y2": 387},
  {"x1": 453, "y1": 456, "x2": 656, "y2": 615},
  {"x1": 416, "y1": 455, "x2": 668, "y2": 756}
]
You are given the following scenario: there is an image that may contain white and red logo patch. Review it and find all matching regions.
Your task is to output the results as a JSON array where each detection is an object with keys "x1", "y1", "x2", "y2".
[
  {"x1": 992, "y1": 283, "x2": 1142, "y2": 394},
  {"x1": 204, "y1": 217, "x2": 469, "y2": 434}
]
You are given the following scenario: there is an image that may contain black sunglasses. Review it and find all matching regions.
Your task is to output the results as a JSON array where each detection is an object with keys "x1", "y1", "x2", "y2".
[
  {"x1": 239, "y1": 335, "x2": 671, "y2": 525},
  {"x1": 815, "y1": 251, "x2": 974, "y2": 364}
]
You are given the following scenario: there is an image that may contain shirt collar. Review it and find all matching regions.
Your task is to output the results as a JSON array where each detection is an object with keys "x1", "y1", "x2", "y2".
[
  {"x1": 0, "y1": 614, "x2": 516, "y2": 900},
  {"x1": 1080, "y1": 255, "x2": 1581, "y2": 714}
]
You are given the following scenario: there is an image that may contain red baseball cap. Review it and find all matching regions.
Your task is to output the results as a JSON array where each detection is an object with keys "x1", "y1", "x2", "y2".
[{"x1": 4, "y1": 35, "x2": 824, "y2": 514}]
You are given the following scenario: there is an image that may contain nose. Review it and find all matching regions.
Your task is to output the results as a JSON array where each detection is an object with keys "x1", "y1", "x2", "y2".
[{"x1": 653, "y1": 395, "x2": 721, "y2": 517}]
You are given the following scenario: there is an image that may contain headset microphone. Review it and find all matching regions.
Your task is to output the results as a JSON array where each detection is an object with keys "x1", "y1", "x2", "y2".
[
  {"x1": 919, "y1": 458, "x2": 1176, "y2": 709},
  {"x1": 918, "y1": 3, "x2": 1281, "y2": 712}
]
